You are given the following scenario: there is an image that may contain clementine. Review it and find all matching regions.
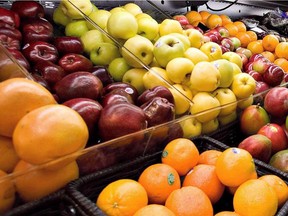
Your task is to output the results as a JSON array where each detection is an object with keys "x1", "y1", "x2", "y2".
[
  {"x1": 0, "y1": 170, "x2": 15, "y2": 214},
  {"x1": 206, "y1": 14, "x2": 222, "y2": 29},
  {"x1": 274, "y1": 57, "x2": 288, "y2": 72},
  {"x1": 262, "y1": 34, "x2": 279, "y2": 52},
  {"x1": 0, "y1": 135, "x2": 19, "y2": 173},
  {"x1": 198, "y1": 149, "x2": 222, "y2": 165},
  {"x1": 133, "y1": 204, "x2": 175, "y2": 216},
  {"x1": 275, "y1": 42, "x2": 288, "y2": 59}
]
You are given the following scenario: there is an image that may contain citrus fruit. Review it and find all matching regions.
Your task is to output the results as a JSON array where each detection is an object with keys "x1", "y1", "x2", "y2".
[
  {"x1": 165, "y1": 186, "x2": 213, "y2": 216},
  {"x1": 274, "y1": 57, "x2": 288, "y2": 72},
  {"x1": 246, "y1": 30, "x2": 258, "y2": 41},
  {"x1": 138, "y1": 163, "x2": 181, "y2": 204},
  {"x1": 262, "y1": 34, "x2": 279, "y2": 52},
  {"x1": 233, "y1": 179, "x2": 278, "y2": 216},
  {"x1": 13, "y1": 104, "x2": 89, "y2": 166},
  {"x1": 235, "y1": 31, "x2": 251, "y2": 48},
  {"x1": 199, "y1": 11, "x2": 211, "y2": 25},
  {"x1": 220, "y1": 14, "x2": 232, "y2": 25},
  {"x1": 247, "y1": 40, "x2": 264, "y2": 54},
  {"x1": 224, "y1": 23, "x2": 238, "y2": 37},
  {"x1": 261, "y1": 51, "x2": 275, "y2": 63},
  {"x1": 0, "y1": 78, "x2": 57, "y2": 137},
  {"x1": 0, "y1": 135, "x2": 19, "y2": 173},
  {"x1": 134, "y1": 204, "x2": 175, "y2": 216},
  {"x1": 215, "y1": 211, "x2": 241, "y2": 216},
  {"x1": 13, "y1": 160, "x2": 79, "y2": 202},
  {"x1": 161, "y1": 138, "x2": 199, "y2": 176},
  {"x1": 233, "y1": 21, "x2": 246, "y2": 32},
  {"x1": 0, "y1": 170, "x2": 15, "y2": 214},
  {"x1": 215, "y1": 147, "x2": 256, "y2": 187},
  {"x1": 206, "y1": 14, "x2": 222, "y2": 29},
  {"x1": 275, "y1": 42, "x2": 288, "y2": 59},
  {"x1": 185, "y1": 11, "x2": 202, "y2": 26},
  {"x1": 182, "y1": 164, "x2": 225, "y2": 204},
  {"x1": 259, "y1": 174, "x2": 288, "y2": 207},
  {"x1": 198, "y1": 149, "x2": 222, "y2": 165},
  {"x1": 96, "y1": 179, "x2": 148, "y2": 216}
]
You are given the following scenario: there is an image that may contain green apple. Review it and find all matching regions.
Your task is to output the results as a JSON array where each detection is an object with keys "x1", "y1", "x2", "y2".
[
  {"x1": 107, "y1": 11, "x2": 138, "y2": 40},
  {"x1": 190, "y1": 91, "x2": 221, "y2": 123},
  {"x1": 200, "y1": 41, "x2": 222, "y2": 61},
  {"x1": 65, "y1": 20, "x2": 89, "y2": 37},
  {"x1": 90, "y1": 42, "x2": 121, "y2": 66},
  {"x1": 168, "y1": 33, "x2": 190, "y2": 50},
  {"x1": 80, "y1": 29, "x2": 104, "y2": 54},
  {"x1": 169, "y1": 84, "x2": 193, "y2": 115},
  {"x1": 184, "y1": 28, "x2": 204, "y2": 49},
  {"x1": 218, "y1": 111, "x2": 238, "y2": 126},
  {"x1": 201, "y1": 118, "x2": 219, "y2": 134},
  {"x1": 230, "y1": 73, "x2": 256, "y2": 99},
  {"x1": 222, "y1": 51, "x2": 243, "y2": 70},
  {"x1": 212, "y1": 88, "x2": 237, "y2": 116},
  {"x1": 121, "y1": 35, "x2": 154, "y2": 68},
  {"x1": 137, "y1": 17, "x2": 159, "y2": 41},
  {"x1": 184, "y1": 47, "x2": 209, "y2": 65},
  {"x1": 153, "y1": 35, "x2": 185, "y2": 68},
  {"x1": 86, "y1": 9, "x2": 111, "y2": 30},
  {"x1": 190, "y1": 61, "x2": 221, "y2": 92},
  {"x1": 123, "y1": 3, "x2": 143, "y2": 16},
  {"x1": 237, "y1": 95, "x2": 254, "y2": 110},
  {"x1": 211, "y1": 59, "x2": 234, "y2": 88},
  {"x1": 61, "y1": 0, "x2": 93, "y2": 19},
  {"x1": 122, "y1": 68, "x2": 147, "y2": 94},
  {"x1": 108, "y1": 57, "x2": 131, "y2": 81},
  {"x1": 53, "y1": 5, "x2": 72, "y2": 26},
  {"x1": 179, "y1": 115, "x2": 202, "y2": 138},
  {"x1": 143, "y1": 67, "x2": 173, "y2": 90},
  {"x1": 159, "y1": 18, "x2": 183, "y2": 36},
  {"x1": 166, "y1": 57, "x2": 194, "y2": 84}
]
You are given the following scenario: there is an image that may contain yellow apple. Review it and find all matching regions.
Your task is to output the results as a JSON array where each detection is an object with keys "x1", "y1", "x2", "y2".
[
  {"x1": 211, "y1": 59, "x2": 234, "y2": 88},
  {"x1": 190, "y1": 61, "x2": 221, "y2": 92},
  {"x1": 184, "y1": 47, "x2": 209, "y2": 65},
  {"x1": 237, "y1": 95, "x2": 254, "y2": 109},
  {"x1": 169, "y1": 84, "x2": 193, "y2": 115},
  {"x1": 137, "y1": 17, "x2": 159, "y2": 41},
  {"x1": 122, "y1": 68, "x2": 147, "y2": 94},
  {"x1": 166, "y1": 57, "x2": 194, "y2": 84},
  {"x1": 86, "y1": 9, "x2": 111, "y2": 30},
  {"x1": 142, "y1": 67, "x2": 173, "y2": 89},
  {"x1": 222, "y1": 51, "x2": 243, "y2": 70},
  {"x1": 218, "y1": 111, "x2": 238, "y2": 126},
  {"x1": 179, "y1": 115, "x2": 202, "y2": 138},
  {"x1": 230, "y1": 73, "x2": 256, "y2": 99},
  {"x1": 109, "y1": 6, "x2": 126, "y2": 14},
  {"x1": 184, "y1": 28, "x2": 204, "y2": 49},
  {"x1": 200, "y1": 41, "x2": 222, "y2": 61},
  {"x1": 61, "y1": 0, "x2": 93, "y2": 19},
  {"x1": 136, "y1": 13, "x2": 152, "y2": 20},
  {"x1": 159, "y1": 19, "x2": 183, "y2": 36},
  {"x1": 190, "y1": 92, "x2": 221, "y2": 123},
  {"x1": 80, "y1": 29, "x2": 104, "y2": 54},
  {"x1": 231, "y1": 62, "x2": 242, "y2": 76},
  {"x1": 123, "y1": 3, "x2": 143, "y2": 16},
  {"x1": 169, "y1": 33, "x2": 191, "y2": 50},
  {"x1": 201, "y1": 118, "x2": 219, "y2": 135},
  {"x1": 212, "y1": 88, "x2": 237, "y2": 116}
]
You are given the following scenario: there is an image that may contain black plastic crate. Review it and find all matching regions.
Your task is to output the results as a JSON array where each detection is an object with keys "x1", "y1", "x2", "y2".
[{"x1": 65, "y1": 135, "x2": 288, "y2": 216}]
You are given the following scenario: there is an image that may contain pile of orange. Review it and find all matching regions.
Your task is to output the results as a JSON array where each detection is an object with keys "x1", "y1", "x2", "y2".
[{"x1": 95, "y1": 138, "x2": 288, "y2": 215}]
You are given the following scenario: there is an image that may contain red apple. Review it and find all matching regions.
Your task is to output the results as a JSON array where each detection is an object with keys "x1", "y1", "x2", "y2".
[
  {"x1": 7, "y1": 49, "x2": 30, "y2": 70},
  {"x1": 53, "y1": 36, "x2": 84, "y2": 56},
  {"x1": 103, "y1": 82, "x2": 139, "y2": 103},
  {"x1": 258, "y1": 123, "x2": 288, "y2": 154},
  {"x1": 173, "y1": 15, "x2": 189, "y2": 26},
  {"x1": 236, "y1": 47, "x2": 252, "y2": 59},
  {"x1": 11, "y1": 1, "x2": 45, "y2": 19},
  {"x1": 90, "y1": 66, "x2": 114, "y2": 87},
  {"x1": 269, "y1": 149, "x2": 288, "y2": 172},
  {"x1": 214, "y1": 26, "x2": 229, "y2": 38},
  {"x1": 249, "y1": 53, "x2": 265, "y2": 63},
  {"x1": 238, "y1": 134, "x2": 272, "y2": 163},
  {"x1": 251, "y1": 58, "x2": 270, "y2": 74},
  {"x1": 262, "y1": 64, "x2": 284, "y2": 87},
  {"x1": 0, "y1": 26, "x2": 22, "y2": 41},
  {"x1": 244, "y1": 61, "x2": 254, "y2": 72},
  {"x1": 238, "y1": 53, "x2": 249, "y2": 68},
  {"x1": 220, "y1": 37, "x2": 235, "y2": 51},
  {"x1": 101, "y1": 88, "x2": 134, "y2": 107},
  {"x1": 0, "y1": 7, "x2": 20, "y2": 28},
  {"x1": 248, "y1": 70, "x2": 263, "y2": 82},
  {"x1": 0, "y1": 34, "x2": 20, "y2": 50},
  {"x1": 58, "y1": 53, "x2": 93, "y2": 74},
  {"x1": 204, "y1": 29, "x2": 222, "y2": 43}
]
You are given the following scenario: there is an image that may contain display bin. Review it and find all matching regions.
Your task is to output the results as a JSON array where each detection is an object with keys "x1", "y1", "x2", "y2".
[{"x1": 65, "y1": 135, "x2": 288, "y2": 216}]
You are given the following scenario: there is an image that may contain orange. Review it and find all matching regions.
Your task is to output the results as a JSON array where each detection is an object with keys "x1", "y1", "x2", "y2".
[
  {"x1": 0, "y1": 170, "x2": 15, "y2": 214},
  {"x1": 13, "y1": 160, "x2": 79, "y2": 202},
  {"x1": 262, "y1": 34, "x2": 279, "y2": 52},
  {"x1": 233, "y1": 179, "x2": 278, "y2": 216},
  {"x1": 0, "y1": 78, "x2": 56, "y2": 137},
  {"x1": 224, "y1": 23, "x2": 239, "y2": 37},
  {"x1": 235, "y1": 31, "x2": 251, "y2": 48},
  {"x1": 134, "y1": 204, "x2": 175, "y2": 216},
  {"x1": 274, "y1": 57, "x2": 288, "y2": 72},
  {"x1": 233, "y1": 21, "x2": 246, "y2": 32},
  {"x1": 259, "y1": 174, "x2": 288, "y2": 207},
  {"x1": 247, "y1": 40, "x2": 264, "y2": 54},
  {"x1": 198, "y1": 149, "x2": 222, "y2": 165},
  {"x1": 215, "y1": 147, "x2": 256, "y2": 187},
  {"x1": 199, "y1": 11, "x2": 211, "y2": 25},
  {"x1": 246, "y1": 30, "x2": 258, "y2": 41},
  {"x1": 185, "y1": 11, "x2": 202, "y2": 26},
  {"x1": 261, "y1": 51, "x2": 275, "y2": 63},
  {"x1": 165, "y1": 186, "x2": 213, "y2": 216},
  {"x1": 161, "y1": 138, "x2": 199, "y2": 176},
  {"x1": 138, "y1": 163, "x2": 181, "y2": 204},
  {"x1": 0, "y1": 135, "x2": 19, "y2": 173},
  {"x1": 220, "y1": 14, "x2": 233, "y2": 25},
  {"x1": 13, "y1": 104, "x2": 89, "y2": 166},
  {"x1": 182, "y1": 164, "x2": 225, "y2": 204},
  {"x1": 96, "y1": 179, "x2": 148, "y2": 216},
  {"x1": 215, "y1": 211, "x2": 241, "y2": 216},
  {"x1": 275, "y1": 42, "x2": 288, "y2": 60},
  {"x1": 206, "y1": 14, "x2": 222, "y2": 29}
]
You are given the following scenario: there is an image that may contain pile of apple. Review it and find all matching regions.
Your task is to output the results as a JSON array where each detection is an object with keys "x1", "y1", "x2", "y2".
[{"x1": 238, "y1": 86, "x2": 288, "y2": 172}]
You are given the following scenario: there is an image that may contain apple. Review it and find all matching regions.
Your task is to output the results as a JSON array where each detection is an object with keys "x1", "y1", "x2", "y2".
[
  {"x1": 249, "y1": 53, "x2": 265, "y2": 62},
  {"x1": 106, "y1": 57, "x2": 131, "y2": 82},
  {"x1": 63, "y1": 98, "x2": 102, "y2": 135},
  {"x1": 244, "y1": 61, "x2": 254, "y2": 72},
  {"x1": 258, "y1": 123, "x2": 288, "y2": 154},
  {"x1": 211, "y1": 59, "x2": 234, "y2": 87},
  {"x1": 54, "y1": 71, "x2": 103, "y2": 102},
  {"x1": 58, "y1": 53, "x2": 93, "y2": 74},
  {"x1": 86, "y1": 9, "x2": 111, "y2": 30},
  {"x1": 184, "y1": 28, "x2": 204, "y2": 49},
  {"x1": 103, "y1": 82, "x2": 139, "y2": 103},
  {"x1": 101, "y1": 88, "x2": 134, "y2": 107},
  {"x1": 269, "y1": 149, "x2": 288, "y2": 172},
  {"x1": 109, "y1": 6, "x2": 126, "y2": 14},
  {"x1": 169, "y1": 33, "x2": 191, "y2": 50},
  {"x1": 240, "y1": 104, "x2": 270, "y2": 136},
  {"x1": 121, "y1": 35, "x2": 154, "y2": 68},
  {"x1": 218, "y1": 110, "x2": 238, "y2": 126},
  {"x1": 203, "y1": 29, "x2": 222, "y2": 43},
  {"x1": 214, "y1": 26, "x2": 230, "y2": 38},
  {"x1": 264, "y1": 86, "x2": 288, "y2": 118},
  {"x1": 200, "y1": 41, "x2": 222, "y2": 61},
  {"x1": 7, "y1": 49, "x2": 30, "y2": 71},
  {"x1": 90, "y1": 42, "x2": 121, "y2": 66},
  {"x1": 237, "y1": 95, "x2": 254, "y2": 110},
  {"x1": 220, "y1": 37, "x2": 235, "y2": 52},
  {"x1": 65, "y1": 20, "x2": 89, "y2": 37},
  {"x1": 236, "y1": 47, "x2": 252, "y2": 59},
  {"x1": 222, "y1": 51, "x2": 243, "y2": 70},
  {"x1": 190, "y1": 61, "x2": 220, "y2": 92},
  {"x1": 184, "y1": 47, "x2": 209, "y2": 65},
  {"x1": 190, "y1": 91, "x2": 221, "y2": 123},
  {"x1": 282, "y1": 73, "x2": 288, "y2": 84},
  {"x1": 262, "y1": 64, "x2": 284, "y2": 87},
  {"x1": 247, "y1": 70, "x2": 263, "y2": 82},
  {"x1": 153, "y1": 34, "x2": 185, "y2": 68},
  {"x1": 238, "y1": 134, "x2": 272, "y2": 163},
  {"x1": 173, "y1": 15, "x2": 189, "y2": 26},
  {"x1": 253, "y1": 81, "x2": 270, "y2": 104},
  {"x1": 166, "y1": 57, "x2": 194, "y2": 84},
  {"x1": 122, "y1": 68, "x2": 147, "y2": 94},
  {"x1": 251, "y1": 58, "x2": 270, "y2": 74},
  {"x1": 231, "y1": 62, "x2": 242, "y2": 76},
  {"x1": 61, "y1": 0, "x2": 94, "y2": 19},
  {"x1": 201, "y1": 118, "x2": 219, "y2": 134},
  {"x1": 123, "y1": 2, "x2": 143, "y2": 16},
  {"x1": 90, "y1": 66, "x2": 114, "y2": 86},
  {"x1": 179, "y1": 115, "x2": 202, "y2": 138},
  {"x1": 229, "y1": 37, "x2": 241, "y2": 50},
  {"x1": 30, "y1": 73, "x2": 52, "y2": 92},
  {"x1": 11, "y1": 1, "x2": 45, "y2": 18},
  {"x1": 237, "y1": 53, "x2": 249, "y2": 69},
  {"x1": 0, "y1": 26, "x2": 22, "y2": 41},
  {"x1": 80, "y1": 29, "x2": 104, "y2": 54},
  {"x1": 230, "y1": 73, "x2": 256, "y2": 99},
  {"x1": 98, "y1": 102, "x2": 148, "y2": 141},
  {"x1": 158, "y1": 18, "x2": 183, "y2": 36},
  {"x1": 0, "y1": 7, "x2": 20, "y2": 28},
  {"x1": 107, "y1": 11, "x2": 138, "y2": 40},
  {"x1": 169, "y1": 84, "x2": 193, "y2": 115},
  {"x1": 142, "y1": 67, "x2": 173, "y2": 90},
  {"x1": 212, "y1": 88, "x2": 237, "y2": 116},
  {"x1": 137, "y1": 17, "x2": 159, "y2": 41},
  {"x1": 53, "y1": 36, "x2": 84, "y2": 56},
  {"x1": 52, "y1": 6, "x2": 72, "y2": 27}
]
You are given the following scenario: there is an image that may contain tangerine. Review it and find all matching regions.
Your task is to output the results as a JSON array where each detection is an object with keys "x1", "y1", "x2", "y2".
[
  {"x1": 198, "y1": 149, "x2": 222, "y2": 165},
  {"x1": 233, "y1": 21, "x2": 246, "y2": 32},
  {"x1": 224, "y1": 23, "x2": 239, "y2": 37},
  {"x1": 275, "y1": 42, "x2": 288, "y2": 59},
  {"x1": 235, "y1": 31, "x2": 251, "y2": 48},
  {"x1": 185, "y1": 11, "x2": 202, "y2": 26},
  {"x1": 274, "y1": 57, "x2": 288, "y2": 72},
  {"x1": 133, "y1": 204, "x2": 175, "y2": 216},
  {"x1": 0, "y1": 135, "x2": 19, "y2": 173},
  {"x1": 220, "y1": 14, "x2": 232, "y2": 25},
  {"x1": 0, "y1": 170, "x2": 15, "y2": 214},
  {"x1": 206, "y1": 14, "x2": 222, "y2": 29},
  {"x1": 199, "y1": 11, "x2": 211, "y2": 25},
  {"x1": 247, "y1": 40, "x2": 264, "y2": 54},
  {"x1": 246, "y1": 30, "x2": 258, "y2": 41},
  {"x1": 262, "y1": 34, "x2": 279, "y2": 52},
  {"x1": 215, "y1": 211, "x2": 241, "y2": 216}
]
